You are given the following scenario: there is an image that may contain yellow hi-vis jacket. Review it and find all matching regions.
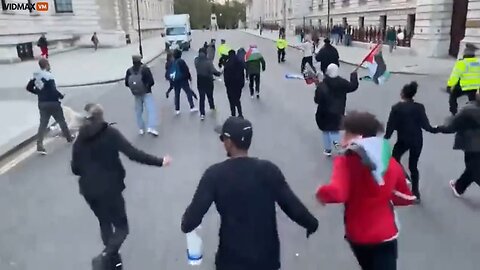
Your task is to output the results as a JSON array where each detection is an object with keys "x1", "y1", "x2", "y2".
[
  {"x1": 447, "y1": 57, "x2": 480, "y2": 91},
  {"x1": 277, "y1": 38, "x2": 288, "y2": 50},
  {"x1": 218, "y1": 44, "x2": 231, "y2": 56}
]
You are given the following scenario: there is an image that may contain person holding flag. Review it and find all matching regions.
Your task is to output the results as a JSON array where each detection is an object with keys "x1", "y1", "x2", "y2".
[
  {"x1": 447, "y1": 43, "x2": 480, "y2": 116},
  {"x1": 358, "y1": 42, "x2": 390, "y2": 85},
  {"x1": 276, "y1": 34, "x2": 288, "y2": 63},
  {"x1": 245, "y1": 44, "x2": 266, "y2": 99},
  {"x1": 218, "y1": 39, "x2": 231, "y2": 68}
]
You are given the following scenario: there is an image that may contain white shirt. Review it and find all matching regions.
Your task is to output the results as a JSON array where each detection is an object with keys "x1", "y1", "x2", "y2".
[{"x1": 301, "y1": 41, "x2": 314, "y2": 57}]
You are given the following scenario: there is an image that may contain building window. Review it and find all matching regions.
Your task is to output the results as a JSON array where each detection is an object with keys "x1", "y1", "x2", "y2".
[
  {"x1": 359, "y1": 16, "x2": 364, "y2": 28},
  {"x1": 54, "y1": 0, "x2": 73, "y2": 13}
]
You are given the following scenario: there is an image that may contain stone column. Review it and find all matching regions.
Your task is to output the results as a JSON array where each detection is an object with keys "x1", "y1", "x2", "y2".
[
  {"x1": 461, "y1": 0, "x2": 480, "y2": 56},
  {"x1": 411, "y1": 0, "x2": 453, "y2": 57}
]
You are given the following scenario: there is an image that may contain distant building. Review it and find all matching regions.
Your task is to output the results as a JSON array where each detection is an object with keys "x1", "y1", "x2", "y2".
[
  {"x1": 0, "y1": 0, "x2": 174, "y2": 63},
  {"x1": 246, "y1": 0, "x2": 479, "y2": 58}
]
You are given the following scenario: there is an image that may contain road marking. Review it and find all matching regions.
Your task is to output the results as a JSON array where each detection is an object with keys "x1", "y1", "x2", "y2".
[{"x1": 0, "y1": 137, "x2": 54, "y2": 175}]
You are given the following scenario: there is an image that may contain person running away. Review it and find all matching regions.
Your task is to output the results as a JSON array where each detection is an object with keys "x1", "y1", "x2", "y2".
[
  {"x1": 315, "y1": 38, "x2": 340, "y2": 74},
  {"x1": 223, "y1": 50, "x2": 245, "y2": 118},
  {"x1": 182, "y1": 116, "x2": 318, "y2": 270},
  {"x1": 317, "y1": 111, "x2": 415, "y2": 270},
  {"x1": 194, "y1": 48, "x2": 222, "y2": 120},
  {"x1": 314, "y1": 64, "x2": 358, "y2": 156},
  {"x1": 384, "y1": 81, "x2": 438, "y2": 202},
  {"x1": 164, "y1": 50, "x2": 175, "y2": 98},
  {"x1": 245, "y1": 45, "x2": 266, "y2": 99},
  {"x1": 436, "y1": 89, "x2": 480, "y2": 197},
  {"x1": 169, "y1": 49, "x2": 198, "y2": 115},
  {"x1": 71, "y1": 103, "x2": 171, "y2": 270},
  {"x1": 300, "y1": 36, "x2": 317, "y2": 74}
]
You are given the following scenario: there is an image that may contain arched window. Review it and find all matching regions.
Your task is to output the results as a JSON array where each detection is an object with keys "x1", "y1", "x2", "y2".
[{"x1": 54, "y1": 0, "x2": 73, "y2": 13}]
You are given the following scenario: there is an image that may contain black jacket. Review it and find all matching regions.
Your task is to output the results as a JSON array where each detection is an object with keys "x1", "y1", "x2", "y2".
[
  {"x1": 181, "y1": 157, "x2": 318, "y2": 270},
  {"x1": 315, "y1": 44, "x2": 340, "y2": 73},
  {"x1": 437, "y1": 101, "x2": 480, "y2": 152},
  {"x1": 124, "y1": 64, "x2": 155, "y2": 93},
  {"x1": 26, "y1": 70, "x2": 64, "y2": 103},
  {"x1": 314, "y1": 73, "x2": 359, "y2": 131},
  {"x1": 172, "y1": 58, "x2": 192, "y2": 83},
  {"x1": 71, "y1": 121, "x2": 164, "y2": 199},
  {"x1": 37, "y1": 36, "x2": 48, "y2": 48},
  {"x1": 223, "y1": 55, "x2": 245, "y2": 91},
  {"x1": 384, "y1": 101, "x2": 437, "y2": 145}
]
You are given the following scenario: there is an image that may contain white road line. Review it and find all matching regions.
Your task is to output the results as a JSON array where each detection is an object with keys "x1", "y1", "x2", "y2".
[{"x1": 0, "y1": 137, "x2": 55, "y2": 175}]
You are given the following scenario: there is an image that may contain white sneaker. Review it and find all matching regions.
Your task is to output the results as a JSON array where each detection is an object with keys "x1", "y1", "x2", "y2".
[
  {"x1": 139, "y1": 129, "x2": 145, "y2": 135},
  {"x1": 449, "y1": 180, "x2": 462, "y2": 198},
  {"x1": 190, "y1": 107, "x2": 198, "y2": 113},
  {"x1": 147, "y1": 128, "x2": 159, "y2": 136},
  {"x1": 175, "y1": 110, "x2": 181, "y2": 115},
  {"x1": 251, "y1": 95, "x2": 254, "y2": 99},
  {"x1": 200, "y1": 115, "x2": 205, "y2": 121}
]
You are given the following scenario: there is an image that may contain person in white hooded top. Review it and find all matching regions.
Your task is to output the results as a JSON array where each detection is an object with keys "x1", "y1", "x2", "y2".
[
  {"x1": 300, "y1": 35, "x2": 317, "y2": 74},
  {"x1": 314, "y1": 64, "x2": 359, "y2": 156}
]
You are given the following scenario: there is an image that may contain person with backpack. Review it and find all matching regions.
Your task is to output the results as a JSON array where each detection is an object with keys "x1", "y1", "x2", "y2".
[
  {"x1": 71, "y1": 103, "x2": 172, "y2": 270},
  {"x1": 169, "y1": 49, "x2": 198, "y2": 115},
  {"x1": 124, "y1": 55, "x2": 158, "y2": 136},
  {"x1": 26, "y1": 58, "x2": 74, "y2": 155}
]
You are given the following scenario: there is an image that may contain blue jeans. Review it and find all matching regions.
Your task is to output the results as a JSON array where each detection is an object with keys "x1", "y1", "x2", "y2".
[
  {"x1": 322, "y1": 131, "x2": 340, "y2": 151},
  {"x1": 134, "y1": 93, "x2": 157, "y2": 130}
]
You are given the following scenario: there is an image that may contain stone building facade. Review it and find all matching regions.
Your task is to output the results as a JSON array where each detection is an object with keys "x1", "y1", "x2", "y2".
[
  {"x1": 247, "y1": 0, "x2": 478, "y2": 58},
  {"x1": 0, "y1": 0, "x2": 173, "y2": 63}
]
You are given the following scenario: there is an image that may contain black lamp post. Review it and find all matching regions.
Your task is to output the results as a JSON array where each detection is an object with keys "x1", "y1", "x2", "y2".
[
  {"x1": 327, "y1": 0, "x2": 331, "y2": 32},
  {"x1": 136, "y1": 0, "x2": 143, "y2": 57}
]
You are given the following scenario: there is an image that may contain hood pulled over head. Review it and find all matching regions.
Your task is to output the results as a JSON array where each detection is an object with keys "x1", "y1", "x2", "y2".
[{"x1": 345, "y1": 137, "x2": 392, "y2": 186}]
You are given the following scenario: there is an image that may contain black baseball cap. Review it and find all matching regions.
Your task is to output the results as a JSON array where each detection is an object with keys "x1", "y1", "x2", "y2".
[{"x1": 215, "y1": 117, "x2": 253, "y2": 149}]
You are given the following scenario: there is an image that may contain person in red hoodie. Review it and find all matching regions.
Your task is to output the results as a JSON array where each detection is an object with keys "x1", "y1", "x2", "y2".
[{"x1": 316, "y1": 111, "x2": 415, "y2": 270}]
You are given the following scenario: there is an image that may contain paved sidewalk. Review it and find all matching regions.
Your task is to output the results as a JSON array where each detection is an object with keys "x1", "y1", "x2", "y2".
[
  {"x1": 243, "y1": 29, "x2": 455, "y2": 76},
  {"x1": 0, "y1": 35, "x2": 165, "y2": 89}
]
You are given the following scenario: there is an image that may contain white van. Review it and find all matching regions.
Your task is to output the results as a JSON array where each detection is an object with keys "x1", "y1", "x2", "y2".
[{"x1": 163, "y1": 14, "x2": 192, "y2": 51}]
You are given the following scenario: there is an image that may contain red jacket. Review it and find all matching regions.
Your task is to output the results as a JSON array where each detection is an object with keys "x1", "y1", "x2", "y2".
[{"x1": 316, "y1": 153, "x2": 415, "y2": 244}]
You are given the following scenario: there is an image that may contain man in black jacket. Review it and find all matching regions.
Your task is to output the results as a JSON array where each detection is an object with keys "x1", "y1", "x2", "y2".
[
  {"x1": 27, "y1": 58, "x2": 74, "y2": 155},
  {"x1": 223, "y1": 50, "x2": 245, "y2": 118},
  {"x1": 169, "y1": 49, "x2": 198, "y2": 115},
  {"x1": 124, "y1": 55, "x2": 158, "y2": 136},
  {"x1": 195, "y1": 48, "x2": 221, "y2": 120},
  {"x1": 437, "y1": 90, "x2": 480, "y2": 196},
  {"x1": 71, "y1": 103, "x2": 171, "y2": 270},
  {"x1": 182, "y1": 116, "x2": 318, "y2": 270},
  {"x1": 315, "y1": 38, "x2": 340, "y2": 74}
]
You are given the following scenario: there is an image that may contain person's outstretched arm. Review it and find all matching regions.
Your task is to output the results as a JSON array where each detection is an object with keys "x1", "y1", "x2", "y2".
[
  {"x1": 317, "y1": 155, "x2": 350, "y2": 203},
  {"x1": 384, "y1": 106, "x2": 397, "y2": 139},
  {"x1": 112, "y1": 127, "x2": 165, "y2": 166},
  {"x1": 419, "y1": 104, "x2": 438, "y2": 133}
]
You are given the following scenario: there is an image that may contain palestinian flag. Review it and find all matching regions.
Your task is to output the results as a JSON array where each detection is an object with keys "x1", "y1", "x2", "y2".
[
  {"x1": 245, "y1": 47, "x2": 263, "y2": 62},
  {"x1": 361, "y1": 43, "x2": 391, "y2": 85}
]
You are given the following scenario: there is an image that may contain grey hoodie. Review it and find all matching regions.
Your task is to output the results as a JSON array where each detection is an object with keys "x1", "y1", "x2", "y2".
[{"x1": 195, "y1": 52, "x2": 221, "y2": 78}]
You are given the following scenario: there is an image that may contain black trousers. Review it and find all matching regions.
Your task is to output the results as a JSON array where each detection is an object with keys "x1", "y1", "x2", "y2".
[
  {"x1": 226, "y1": 88, "x2": 243, "y2": 117},
  {"x1": 392, "y1": 141, "x2": 422, "y2": 197},
  {"x1": 277, "y1": 48, "x2": 285, "y2": 62},
  {"x1": 350, "y1": 240, "x2": 398, "y2": 270},
  {"x1": 37, "y1": 102, "x2": 72, "y2": 148},
  {"x1": 174, "y1": 81, "x2": 195, "y2": 111},
  {"x1": 86, "y1": 193, "x2": 129, "y2": 256},
  {"x1": 455, "y1": 152, "x2": 480, "y2": 194},
  {"x1": 249, "y1": 74, "x2": 260, "y2": 96},
  {"x1": 197, "y1": 76, "x2": 215, "y2": 116},
  {"x1": 449, "y1": 84, "x2": 476, "y2": 115},
  {"x1": 301, "y1": 56, "x2": 316, "y2": 73}
]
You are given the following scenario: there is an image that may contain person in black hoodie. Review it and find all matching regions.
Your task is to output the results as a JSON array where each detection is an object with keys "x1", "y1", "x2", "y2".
[
  {"x1": 195, "y1": 48, "x2": 222, "y2": 120},
  {"x1": 26, "y1": 58, "x2": 74, "y2": 155},
  {"x1": 315, "y1": 38, "x2": 340, "y2": 74},
  {"x1": 384, "y1": 81, "x2": 438, "y2": 202},
  {"x1": 71, "y1": 103, "x2": 171, "y2": 270},
  {"x1": 164, "y1": 51, "x2": 175, "y2": 98},
  {"x1": 169, "y1": 49, "x2": 198, "y2": 115},
  {"x1": 182, "y1": 116, "x2": 318, "y2": 270},
  {"x1": 436, "y1": 90, "x2": 480, "y2": 197},
  {"x1": 223, "y1": 50, "x2": 245, "y2": 118},
  {"x1": 314, "y1": 64, "x2": 358, "y2": 156}
]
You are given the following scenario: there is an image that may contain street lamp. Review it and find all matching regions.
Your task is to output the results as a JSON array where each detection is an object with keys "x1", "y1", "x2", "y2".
[
  {"x1": 327, "y1": 0, "x2": 331, "y2": 32},
  {"x1": 136, "y1": 0, "x2": 143, "y2": 57}
]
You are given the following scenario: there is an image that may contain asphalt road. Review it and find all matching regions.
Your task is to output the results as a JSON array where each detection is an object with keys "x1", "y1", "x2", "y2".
[{"x1": 0, "y1": 30, "x2": 479, "y2": 270}]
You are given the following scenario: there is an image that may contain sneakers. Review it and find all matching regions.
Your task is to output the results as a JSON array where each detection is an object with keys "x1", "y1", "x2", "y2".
[
  {"x1": 37, "y1": 147, "x2": 47, "y2": 155},
  {"x1": 256, "y1": 93, "x2": 260, "y2": 99},
  {"x1": 92, "y1": 252, "x2": 122, "y2": 270},
  {"x1": 67, "y1": 134, "x2": 76, "y2": 143},
  {"x1": 139, "y1": 129, "x2": 145, "y2": 135},
  {"x1": 190, "y1": 107, "x2": 198, "y2": 113},
  {"x1": 323, "y1": 150, "x2": 332, "y2": 157},
  {"x1": 175, "y1": 110, "x2": 181, "y2": 115},
  {"x1": 200, "y1": 115, "x2": 205, "y2": 121},
  {"x1": 91, "y1": 253, "x2": 107, "y2": 270},
  {"x1": 111, "y1": 253, "x2": 123, "y2": 270},
  {"x1": 251, "y1": 95, "x2": 254, "y2": 99},
  {"x1": 147, "y1": 128, "x2": 159, "y2": 137},
  {"x1": 449, "y1": 180, "x2": 462, "y2": 198}
]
